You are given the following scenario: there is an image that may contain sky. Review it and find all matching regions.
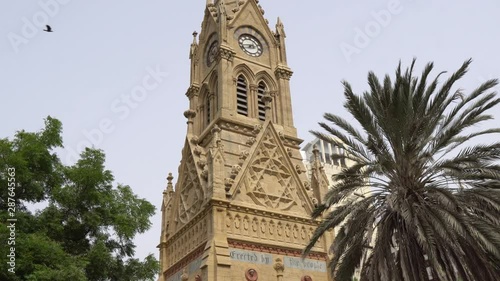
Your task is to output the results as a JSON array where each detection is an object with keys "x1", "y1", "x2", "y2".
[{"x1": 1, "y1": 0, "x2": 499, "y2": 260}]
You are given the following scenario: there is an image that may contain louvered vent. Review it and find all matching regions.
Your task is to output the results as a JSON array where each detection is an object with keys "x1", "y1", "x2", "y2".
[
  {"x1": 257, "y1": 82, "x2": 266, "y2": 121},
  {"x1": 236, "y1": 75, "x2": 248, "y2": 116}
]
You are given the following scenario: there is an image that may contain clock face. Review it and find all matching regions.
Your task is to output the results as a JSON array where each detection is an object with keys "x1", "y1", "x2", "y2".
[
  {"x1": 238, "y1": 34, "x2": 263, "y2": 57},
  {"x1": 206, "y1": 41, "x2": 218, "y2": 66}
]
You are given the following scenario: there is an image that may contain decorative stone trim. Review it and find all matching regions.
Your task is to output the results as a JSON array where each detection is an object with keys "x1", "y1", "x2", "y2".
[
  {"x1": 218, "y1": 46, "x2": 236, "y2": 62},
  {"x1": 275, "y1": 67, "x2": 293, "y2": 80},
  {"x1": 186, "y1": 85, "x2": 200, "y2": 98},
  {"x1": 228, "y1": 239, "x2": 327, "y2": 260}
]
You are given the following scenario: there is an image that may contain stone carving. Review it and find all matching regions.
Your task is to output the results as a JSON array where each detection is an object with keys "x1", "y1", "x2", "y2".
[
  {"x1": 246, "y1": 137, "x2": 257, "y2": 146},
  {"x1": 181, "y1": 268, "x2": 189, "y2": 281},
  {"x1": 287, "y1": 147, "x2": 293, "y2": 157},
  {"x1": 225, "y1": 178, "x2": 234, "y2": 195},
  {"x1": 304, "y1": 181, "x2": 311, "y2": 190},
  {"x1": 185, "y1": 85, "x2": 200, "y2": 98},
  {"x1": 238, "y1": 151, "x2": 249, "y2": 165},
  {"x1": 275, "y1": 67, "x2": 293, "y2": 80},
  {"x1": 177, "y1": 148, "x2": 205, "y2": 226},
  {"x1": 231, "y1": 165, "x2": 242, "y2": 179},
  {"x1": 201, "y1": 169, "x2": 208, "y2": 181},
  {"x1": 252, "y1": 124, "x2": 263, "y2": 135},
  {"x1": 241, "y1": 130, "x2": 300, "y2": 210},
  {"x1": 225, "y1": 211, "x2": 320, "y2": 247},
  {"x1": 166, "y1": 216, "x2": 208, "y2": 267},
  {"x1": 295, "y1": 164, "x2": 304, "y2": 174},
  {"x1": 278, "y1": 131, "x2": 286, "y2": 140},
  {"x1": 274, "y1": 258, "x2": 285, "y2": 274},
  {"x1": 218, "y1": 47, "x2": 235, "y2": 61},
  {"x1": 197, "y1": 159, "x2": 207, "y2": 169}
]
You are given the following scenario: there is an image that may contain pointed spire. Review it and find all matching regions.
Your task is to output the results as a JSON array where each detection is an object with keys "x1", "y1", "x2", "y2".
[
  {"x1": 276, "y1": 17, "x2": 286, "y2": 36},
  {"x1": 275, "y1": 17, "x2": 288, "y2": 64}
]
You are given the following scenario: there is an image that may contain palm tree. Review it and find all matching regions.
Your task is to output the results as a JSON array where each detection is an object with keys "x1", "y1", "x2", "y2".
[{"x1": 303, "y1": 59, "x2": 500, "y2": 281}]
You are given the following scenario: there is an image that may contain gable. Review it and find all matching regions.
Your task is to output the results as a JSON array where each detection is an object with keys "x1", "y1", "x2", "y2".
[
  {"x1": 229, "y1": 122, "x2": 314, "y2": 215},
  {"x1": 168, "y1": 139, "x2": 207, "y2": 233},
  {"x1": 229, "y1": 0, "x2": 276, "y2": 45}
]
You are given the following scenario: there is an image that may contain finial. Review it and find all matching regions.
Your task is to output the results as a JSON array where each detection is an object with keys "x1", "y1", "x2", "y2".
[
  {"x1": 166, "y1": 173, "x2": 174, "y2": 192},
  {"x1": 312, "y1": 144, "x2": 322, "y2": 168},
  {"x1": 192, "y1": 31, "x2": 198, "y2": 41}
]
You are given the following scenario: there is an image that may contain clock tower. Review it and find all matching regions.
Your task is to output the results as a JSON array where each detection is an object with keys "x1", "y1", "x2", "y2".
[{"x1": 158, "y1": 1, "x2": 333, "y2": 280}]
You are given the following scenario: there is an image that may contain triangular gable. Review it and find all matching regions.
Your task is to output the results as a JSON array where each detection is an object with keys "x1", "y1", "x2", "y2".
[
  {"x1": 228, "y1": 0, "x2": 277, "y2": 45},
  {"x1": 200, "y1": 6, "x2": 218, "y2": 43},
  {"x1": 168, "y1": 138, "x2": 207, "y2": 233},
  {"x1": 229, "y1": 121, "x2": 314, "y2": 215}
]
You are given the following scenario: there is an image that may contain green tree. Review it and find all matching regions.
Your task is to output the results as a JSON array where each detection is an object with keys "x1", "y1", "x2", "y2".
[
  {"x1": 304, "y1": 60, "x2": 500, "y2": 281},
  {"x1": 0, "y1": 117, "x2": 158, "y2": 281}
]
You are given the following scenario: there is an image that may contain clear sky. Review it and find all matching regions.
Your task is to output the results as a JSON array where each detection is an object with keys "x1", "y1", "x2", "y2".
[{"x1": 1, "y1": 0, "x2": 499, "y2": 260}]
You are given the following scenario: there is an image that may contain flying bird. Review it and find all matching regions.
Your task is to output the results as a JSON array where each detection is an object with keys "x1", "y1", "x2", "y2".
[{"x1": 43, "y1": 25, "x2": 53, "y2": 32}]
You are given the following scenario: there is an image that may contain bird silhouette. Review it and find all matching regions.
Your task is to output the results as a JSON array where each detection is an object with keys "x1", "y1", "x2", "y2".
[{"x1": 43, "y1": 25, "x2": 53, "y2": 32}]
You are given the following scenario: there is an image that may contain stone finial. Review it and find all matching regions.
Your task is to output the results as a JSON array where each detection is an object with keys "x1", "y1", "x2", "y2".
[
  {"x1": 190, "y1": 31, "x2": 199, "y2": 60},
  {"x1": 166, "y1": 173, "x2": 174, "y2": 192},
  {"x1": 312, "y1": 144, "x2": 321, "y2": 168},
  {"x1": 192, "y1": 31, "x2": 198, "y2": 41}
]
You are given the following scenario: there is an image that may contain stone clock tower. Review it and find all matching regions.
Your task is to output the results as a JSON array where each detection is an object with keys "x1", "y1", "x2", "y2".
[{"x1": 158, "y1": 1, "x2": 333, "y2": 280}]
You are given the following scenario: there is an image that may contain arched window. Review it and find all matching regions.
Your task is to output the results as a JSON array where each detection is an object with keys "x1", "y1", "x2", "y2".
[
  {"x1": 236, "y1": 75, "x2": 248, "y2": 116},
  {"x1": 257, "y1": 82, "x2": 267, "y2": 121},
  {"x1": 214, "y1": 79, "x2": 219, "y2": 114},
  {"x1": 206, "y1": 94, "x2": 211, "y2": 125}
]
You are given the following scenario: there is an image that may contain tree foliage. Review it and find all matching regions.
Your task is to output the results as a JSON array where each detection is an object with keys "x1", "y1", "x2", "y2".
[
  {"x1": 304, "y1": 60, "x2": 500, "y2": 281},
  {"x1": 0, "y1": 117, "x2": 158, "y2": 281}
]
